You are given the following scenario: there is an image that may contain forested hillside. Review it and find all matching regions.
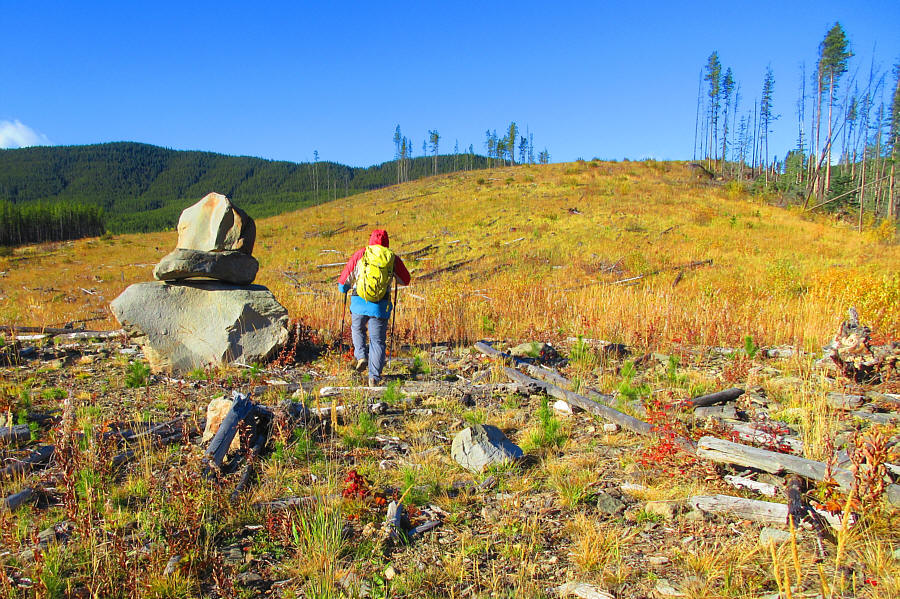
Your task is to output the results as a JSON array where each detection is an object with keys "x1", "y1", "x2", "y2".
[{"x1": 0, "y1": 142, "x2": 489, "y2": 233}]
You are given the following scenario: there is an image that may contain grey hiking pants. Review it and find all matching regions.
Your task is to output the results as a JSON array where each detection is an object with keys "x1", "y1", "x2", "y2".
[{"x1": 351, "y1": 313, "x2": 388, "y2": 383}]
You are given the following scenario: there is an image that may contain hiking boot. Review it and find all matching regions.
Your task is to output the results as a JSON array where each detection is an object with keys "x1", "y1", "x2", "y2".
[
  {"x1": 368, "y1": 376, "x2": 382, "y2": 388},
  {"x1": 354, "y1": 358, "x2": 368, "y2": 372}
]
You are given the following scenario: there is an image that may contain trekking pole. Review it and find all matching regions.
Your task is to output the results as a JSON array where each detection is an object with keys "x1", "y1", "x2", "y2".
[
  {"x1": 338, "y1": 291, "x2": 347, "y2": 352},
  {"x1": 389, "y1": 278, "x2": 399, "y2": 361}
]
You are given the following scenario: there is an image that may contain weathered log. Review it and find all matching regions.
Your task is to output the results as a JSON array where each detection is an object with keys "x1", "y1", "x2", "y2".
[
  {"x1": 501, "y1": 366, "x2": 656, "y2": 438},
  {"x1": 382, "y1": 500, "x2": 407, "y2": 543},
  {"x1": 2, "y1": 487, "x2": 34, "y2": 511},
  {"x1": 231, "y1": 409, "x2": 273, "y2": 501},
  {"x1": 728, "y1": 422, "x2": 803, "y2": 453},
  {"x1": 690, "y1": 494, "x2": 792, "y2": 524},
  {"x1": 723, "y1": 474, "x2": 777, "y2": 497},
  {"x1": 687, "y1": 388, "x2": 744, "y2": 408},
  {"x1": 697, "y1": 436, "x2": 900, "y2": 507},
  {"x1": 253, "y1": 494, "x2": 340, "y2": 512},
  {"x1": 204, "y1": 392, "x2": 254, "y2": 473},
  {"x1": 0, "y1": 445, "x2": 55, "y2": 479},
  {"x1": 474, "y1": 341, "x2": 644, "y2": 415},
  {"x1": 0, "y1": 424, "x2": 32, "y2": 445}
]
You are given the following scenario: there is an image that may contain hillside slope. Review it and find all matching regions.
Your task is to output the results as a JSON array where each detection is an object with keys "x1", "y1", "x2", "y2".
[
  {"x1": 0, "y1": 142, "x2": 488, "y2": 233},
  {"x1": 0, "y1": 160, "x2": 897, "y2": 350}
]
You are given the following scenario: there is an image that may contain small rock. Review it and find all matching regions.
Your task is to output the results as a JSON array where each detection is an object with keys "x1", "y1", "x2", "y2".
[
  {"x1": 648, "y1": 556, "x2": 670, "y2": 566},
  {"x1": 450, "y1": 424, "x2": 523, "y2": 473},
  {"x1": 595, "y1": 492, "x2": 625, "y2": 515},
  {"x1": 384, "y1": 565, "x2": 397, "y2": 580},
  {"x1": 644, "y1": 500, "x2": 682, "y2": 520},
  {"x1": 554, "y1": 582, "x2": 614, "y2": 599},
  {"x1": 509, "y1": 341, "x2": 548, "y2": 358},
  {"x1": 758, "y1": 527, "x2": 792, "y2": 545},
  {"x1": 164, "y1": 555, "x2": 182, "y2": 576},
  {"x1": 655, "y1": 578, "x2": 685, "y2": 597},
  {"x1": 236, "y1": 571, "x2": 264, "y2": 586},
  {"x1": 337, "y1": 572, "x2": 370, "y2": 597},
  {"x1": 683, "y1": 509, "x2": 707, "y2": 522},
  {"x1": 602, "y1": 423, "x2": 619, "y2": 433},
  {"x1": 553, "y1": 399, "x2": 581, "y2": 415}
]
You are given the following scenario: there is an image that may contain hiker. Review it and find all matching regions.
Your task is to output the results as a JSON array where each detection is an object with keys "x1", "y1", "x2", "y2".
[{"x1": 337, "y1": 229, "x2": 411, "y2": 386}]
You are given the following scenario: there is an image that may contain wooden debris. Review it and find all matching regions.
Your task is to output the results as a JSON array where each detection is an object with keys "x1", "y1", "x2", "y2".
[
  {"x1": 204, "y1": 392, "x2": 255, "y2": 475},
  {"x1": 608, "y1": 259, "x2": 713, "y2": 286},
  {"x1": 687, "y1": 387, "x2": 744, "y2": 408},
  {"x1": 822, "y1": 307, "x2": 899, "y2": 383},
  {"x1": 723, "y1": 474, "x2": 777, "y2": 497},
  {"x1": 0, "y1": 424, "x2": 32, "y2": 445},
  {"x1": 2, "y1": 487, "x2": 35, "y2": 512},
  {"x1": 728, "y1": 422, "x2": 803, "y2": 453},
  {"x1": 689, "y1": 494, "x2": 789, "y2": 524},
  {"x1": 697, "y1": 436, "x2": 900, "y2": 506},
  {"x1": 0, "y1": 445, "x2": 55, "y2": 479}
]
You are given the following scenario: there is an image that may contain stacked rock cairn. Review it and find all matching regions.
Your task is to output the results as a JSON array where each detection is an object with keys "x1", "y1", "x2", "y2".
[{"x1": 110, "y1": 193, "x2": 289, "y2": 373}]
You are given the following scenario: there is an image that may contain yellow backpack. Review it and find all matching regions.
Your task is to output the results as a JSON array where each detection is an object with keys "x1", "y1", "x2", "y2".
[{"x1": 356, "y1": 245, "x2": 395, "y2": 302}]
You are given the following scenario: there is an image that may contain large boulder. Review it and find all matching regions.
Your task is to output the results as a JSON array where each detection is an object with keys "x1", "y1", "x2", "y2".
[
  {"x1": 110, "y1": 281, "x2": 288, "y2": 373},
  {"x1": 177, "y1": 193, "x2": 256, "y2": 254},
  {"x1": 451, "y1": 424, "x2": 523, "y2": 473},
  {"x1": 153, "y1": 249, "x2": 259, "y2": 285}
]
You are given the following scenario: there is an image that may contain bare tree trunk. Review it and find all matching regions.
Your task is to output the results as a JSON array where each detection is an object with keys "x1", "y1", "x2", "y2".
[
  {"x1": 825, "y1": 78, "x2": 836, "y2": 191},
  {"x1": 858, "y1": 147, "x2": 868, "y2": 232}
]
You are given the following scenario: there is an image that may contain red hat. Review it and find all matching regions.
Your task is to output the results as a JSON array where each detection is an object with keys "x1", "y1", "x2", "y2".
[{"x1": 369, "y1": 229, "x2": 389, "y2": 247}]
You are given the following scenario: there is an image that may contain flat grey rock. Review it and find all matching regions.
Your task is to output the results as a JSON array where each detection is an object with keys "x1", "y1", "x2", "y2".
[
  {"x1": 110, "y1": 281, "x2": 288, "y2": 373},
  {"x1": 153, "y1": 248, "x2": 259, "y2": 285},
  {"x1": 451, "y1": 424, "x2": 522, "y2": 473}
]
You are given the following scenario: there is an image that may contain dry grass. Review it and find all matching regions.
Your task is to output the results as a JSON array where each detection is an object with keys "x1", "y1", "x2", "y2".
[{"x1": 1, "y1": 160, "x2": 897, "y2": 352}]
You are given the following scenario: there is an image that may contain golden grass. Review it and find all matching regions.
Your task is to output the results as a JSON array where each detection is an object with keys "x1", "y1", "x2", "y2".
[{"x1": 1, "y1": 160, "x2": 897, "y2": 351}]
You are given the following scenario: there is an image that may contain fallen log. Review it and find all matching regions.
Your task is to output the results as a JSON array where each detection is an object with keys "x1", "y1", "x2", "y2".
[
  {"x1": 608, "y1": 259, "x2": 713, "y2": 286},
  {"x1": 474, "y1": 341, "x2": 635, "y2": 411},
  {"x1": 697, "y1": 436, "x2": 900, "y2": 507},
  {"x1": 2, "y1": 487, "x2": 34, "y2": 511},
  {"x1": 0, "y1": 424, "x2": 32, "y2": 446},
  {"x1": 723, "y1": 474, "x2": 777, "y2": 497},
  {"x1": 689, "y1": 494, "x2": 789, "y2": 524},
  {"x1": 785, "y1": 474, "x2": 834, "y2": 546},
  {"x1": 474, "y1": 341, "x2": 658, "y2": 438},
  {"x1": 728, "y1": 422, "x2": 803, "y2": 453},
  {"x1": 502, "y1": 366, "x2": 655, "y2": 437},
  {"x1": 204, "y1": 392, "x2": 254, "y2": 474},
  {"x1": 253, "y1": 494, "x2": 339, "y2": 512},
  {"x1": 687, "y1": 388, "x2": 744, "y2": 408},
  {"x1": 0, "y1": 445, "x2": 55, "y2": 479},
  {"x1": 231, "y1": 408, "x2": 273, "y2": 501}
]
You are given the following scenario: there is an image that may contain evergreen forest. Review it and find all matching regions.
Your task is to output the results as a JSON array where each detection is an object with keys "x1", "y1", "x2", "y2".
[{"x1": 0, "y1": 142, "x2": 490, "y2": 240}]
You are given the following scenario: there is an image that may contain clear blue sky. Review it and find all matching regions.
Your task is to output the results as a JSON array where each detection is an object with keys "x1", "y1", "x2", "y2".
[{"x1": 2, "y1": 1, "x2": 898, "y2": 167}]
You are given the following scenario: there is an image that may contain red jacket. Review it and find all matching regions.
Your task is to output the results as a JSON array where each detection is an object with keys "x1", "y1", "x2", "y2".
[{"x1": 338, "y1": 230, "x2": 410, "y2": 317}]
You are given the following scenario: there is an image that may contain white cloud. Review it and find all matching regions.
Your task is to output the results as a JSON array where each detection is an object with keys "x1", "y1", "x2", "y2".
[{"x1": 0, "y1": 120, "x2": 51, "y2": 149}]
